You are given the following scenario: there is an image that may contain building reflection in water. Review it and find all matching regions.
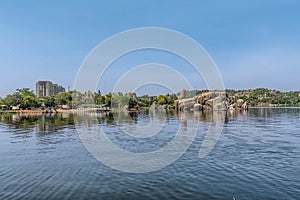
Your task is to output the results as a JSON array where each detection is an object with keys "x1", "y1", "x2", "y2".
[
  {"x1": 0, "y1": 113, "x2": 75, "y2": 135},
  {"x1": 0, "y1": 110, "x2": 255, "y2": 137},
  {"x1": 35, "y1": 113, "x2": 75, "y2": 134},
  {"x1": 0, "y1": 110, "x2": 255, "y2": 131}
]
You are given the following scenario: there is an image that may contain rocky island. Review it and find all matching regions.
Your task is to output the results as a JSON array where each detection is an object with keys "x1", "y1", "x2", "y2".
[{"x1": 174, "y1": 90, "x2": 248, "y2": 112}]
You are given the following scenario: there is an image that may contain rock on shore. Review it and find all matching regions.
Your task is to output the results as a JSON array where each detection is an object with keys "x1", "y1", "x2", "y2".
[{"x1": 175, "y1": 91, "x2": 248, "y2": 112}]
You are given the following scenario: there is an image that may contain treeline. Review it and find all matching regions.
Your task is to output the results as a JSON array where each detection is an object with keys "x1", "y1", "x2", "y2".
[
  {"x1": 0, "y1": 88, "x2": 40, "y2": 109},
  {"x1": 226, "y1": 88, "x2": 300, "y2": 107},
  {"x1": 0, "y1": 88, "x2": 74, "y2": 109},
  {"x1": 0, "y1": 89, "x2": 112, "y2": 109},
  {"x1": 96, "y1": 92, "x2": 177, "y2": 109},
  {"x1": 1, "y1": 88, "x2": 299, "y2": 110},
  {"x1": 137, "y1": 94, "x2": 177, "y2": 107},
  {"x1": 0, "y1": 88, "x2": 178, "y2": 110}
]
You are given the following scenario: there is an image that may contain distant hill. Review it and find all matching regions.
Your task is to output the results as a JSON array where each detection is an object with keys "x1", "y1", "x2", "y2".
[{"x1": 225, "y1": 88, "x2": 300, "y2": 107}]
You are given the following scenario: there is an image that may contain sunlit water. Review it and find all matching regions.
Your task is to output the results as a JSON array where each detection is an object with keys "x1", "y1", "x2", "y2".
[{"x1": 0, "y1": 108, "x2": 299, "y2": 199}]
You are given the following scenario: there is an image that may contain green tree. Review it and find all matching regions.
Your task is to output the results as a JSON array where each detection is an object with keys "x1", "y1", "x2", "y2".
[
  {"x1": 0, "y1": 97, "x2": 5, "y2": 105},
  {"x1": 96, "y1": 95, "x2": 106, "y2": 105},
  {"x1": 72, "y1": 91, "x2": 84, "y2": 107},
  {"x1": 23, "y1": 95, "x2": 39, "y2": 108},
  {"x1": 17, "y1": 88, "x2": 35, "y2": 97},
  {"x1": 3, "y1": 93, "x2": 22, "y2": 106},
  {"x1": 118, "y1": 96, "x2": 130, "y2": 107},
  {"x1": 128, "y1": 97, "x2": 137, "y2": 109},
  {"x1": 3, "y1": 88, "x2": 40, "y2": 109},
  {"x1": 43, "y1": 96, "x2": 56, "y2": 107},
  {"x1": 55, "y1": 92, "x2": 72, "y2": 106},
  {"x1": 105, "y1": 93, "x2": 112, "y2": 106},
  {"x1": 157, "y1": 95, "x2": 167, "y2": 105}
]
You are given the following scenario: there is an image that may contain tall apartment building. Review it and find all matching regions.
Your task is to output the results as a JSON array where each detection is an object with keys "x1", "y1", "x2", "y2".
[{"x1": 36, "y1": 81, "x2": 65, "y2": 97}]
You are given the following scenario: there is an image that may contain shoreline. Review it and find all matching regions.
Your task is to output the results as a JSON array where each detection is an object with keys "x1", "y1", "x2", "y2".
[
  {"x1": 248, "y1": 106, "x2": 300, "y2": 109},
  {"x1": 1, "y1": 106, "x2": 300, "y2": 115}
]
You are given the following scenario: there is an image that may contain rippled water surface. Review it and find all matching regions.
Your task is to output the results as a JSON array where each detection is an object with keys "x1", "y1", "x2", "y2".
[{"x1": 0, "y1": 108, "x2": 299, "y2": 199}]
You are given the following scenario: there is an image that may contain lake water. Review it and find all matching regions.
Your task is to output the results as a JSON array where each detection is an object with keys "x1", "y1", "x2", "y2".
[{"x1": 0, "y1": 108, "x2": 299, "y2": 199}]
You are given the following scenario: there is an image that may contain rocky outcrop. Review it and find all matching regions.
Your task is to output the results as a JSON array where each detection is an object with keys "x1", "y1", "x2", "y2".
[
  {"x1": 197, "y1": 91, "x2": 227, "y2": 111},
  {"x1": 82, "y1": 91, "x2": 95, "y2": 103},
  {"x1": 151, "y1": 101, "x2": 175, "y2": 110},
  {"x1": 228, "y1": 99, "x2": 248, "y2": 111},
  {"x1": 241, "y1": 102, "x2": 248, "y2": 110},
  {"x1": 175, "y1": 91, "x2": 248, "y2": 112},
  {"x1": 111, "y1": 92, "x2": 139, "y2": 111},
  {"x1": 150, "y1": 101, "x2": 158, "y2": 109},
  {"x1": 127, "y1": 92, "x2": 138, "y2": 102},
  {"x1": 178, "y1": 89, "x2": 187, "y2": 99}
]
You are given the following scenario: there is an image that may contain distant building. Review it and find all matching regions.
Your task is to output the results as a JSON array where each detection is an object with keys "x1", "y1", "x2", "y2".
[{"x1": 36, "y1": 81, "x2": 65, "y2": 97}]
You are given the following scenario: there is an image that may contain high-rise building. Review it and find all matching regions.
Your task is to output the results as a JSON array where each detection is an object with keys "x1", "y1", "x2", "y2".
[{"x1": 36, "y1": 81, "x2": 65, "y2": 97}]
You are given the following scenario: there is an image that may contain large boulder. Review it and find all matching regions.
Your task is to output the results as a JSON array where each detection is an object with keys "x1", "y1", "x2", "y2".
[
  {"x1": 127, "y1": 92, "x2": 138, "y2": 102},
  {"x1": 236, "y1": 99, "x2": 244, "y2": 108},
  {"x1": 178, "y1": 89, "x2": 187, "y2": 99},
  {"x1": 193, "y1": 103, "x2": 203, "y2": 111},
  {"x1": 159, "y1": 105, "x2": 167, "y2": 109},
  {"x1": 241, "y1": 102, "x2": 248, "y2": 110},
  {"x1": 175, "y1": 91, "x2": 247, "y2": 112},
  {"x1": 213, "y1": 96, "x2": 227, "y2": 110},
  {"x1": 176, "y1": 91, "x2": 226, "y2": 111},
  {"x1": 181, "y1": 96, "x2": 197, "y2": 109},
  {"x1": 151, "y1": 101, "x2": 158, "y2": 109},
  {"x1": 197, "y1": 92, "x2": 212, "y2": 105},
  {"x1": 123, "y1": 105, "x2": 129, "y2": 111},
  {"x1": 228, "y1": 99, "x2": 248, "y2": 110}
]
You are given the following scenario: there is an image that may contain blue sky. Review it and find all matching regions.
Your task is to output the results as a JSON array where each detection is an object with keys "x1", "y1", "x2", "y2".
[{"x1": 0, "y1": 0, "x2": 299, "y2": 97}]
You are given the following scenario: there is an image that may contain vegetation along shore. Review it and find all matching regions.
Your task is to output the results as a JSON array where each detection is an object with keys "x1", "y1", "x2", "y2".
[{"x1": 0, "y1": 88, "x2": 299, "y2": 114}]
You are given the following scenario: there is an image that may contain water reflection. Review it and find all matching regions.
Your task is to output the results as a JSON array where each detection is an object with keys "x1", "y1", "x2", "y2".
[
  {"x1": 0, "y1": 108, "x2": 299, "y2": 199},
  {"x1": 0, "y1": 113, "x2": 75, "y2": 134},
  {"x1": 2, "y1": 108, "x2": 295, "y2": 144},
  {"x1": 1, "y1": 108, "x2": 298, "y2": 134},
  {"x1": 0, "y1": 110, "x2": 236, "y2": 134},
  {"x1": 67, "y1": 109, "x2": 229, "y2": 143},
  {"x1": 71, "y1": 109, "x2": 229, "y2": 172}
]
